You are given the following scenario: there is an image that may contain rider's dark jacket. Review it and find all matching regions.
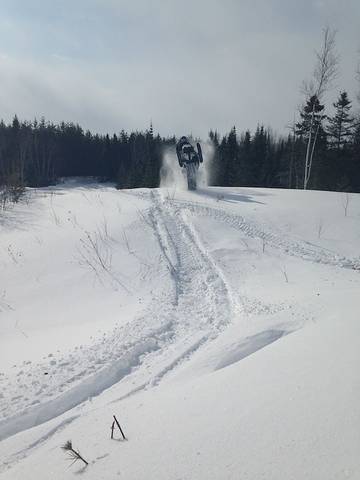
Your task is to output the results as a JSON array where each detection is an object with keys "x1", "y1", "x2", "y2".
[{"x1": 176, "y1": 138, "x2": 199, "y2": 167}]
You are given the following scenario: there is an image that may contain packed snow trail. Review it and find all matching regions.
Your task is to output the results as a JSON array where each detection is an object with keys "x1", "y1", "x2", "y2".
[
  {"x1": 0, "y1": 189, "x2": 235, "y2": 442},
  {"x1": 148, "y1": 190, "x2": 235, "y2": 325},
  {"x1": 171, "y1": 199, "x2": 360, "y2": 270}
]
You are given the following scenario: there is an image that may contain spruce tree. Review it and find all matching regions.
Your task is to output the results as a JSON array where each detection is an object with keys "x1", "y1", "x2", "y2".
[
  {"x1": 238, "y1": 130, "x2": 251, "y2": 186},
  {"x1": 251, "y1": 125, "x2": 267, "y2": 186},
  {"x1": 226, "y1": 127, "x2": 239, "y2": 186},
  {"x1": 296, "y1": 96, "x2": 327, "y2": 189},
  {"x1": 327, "y1": 91, "x2": 354, "y2": 150},
  {"x1": 296, "y1": 95, "x2": 326, "y2": 139}
]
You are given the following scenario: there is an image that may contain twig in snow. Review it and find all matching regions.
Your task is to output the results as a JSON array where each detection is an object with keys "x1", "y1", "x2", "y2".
[
  {"x1": 136, "y1": 207, "x2": 152, "y2": 227},
  {"x1": 14, "y1": 319, "x2": 28, "y2": 338},
  {"x1": 122, "y1": 229, "x2": 134, "y2": 254},
  {"x1": 317, "y1": 218, "x2": 324, "y2": 239},
  {"x1": 113, "y1": 415, "x2": 126, "y2": 440},
  {"x1": 241, "y1": 238, "x2": 249, "y2": 249},
  {"x1": 0, "y1": 290, "x2": 13, "y2": 313},
  {"x1": 262, "y1": 236, "x2": 266, "y2": 253},
  {"x1": 77, "y1": 229, "x2": 130, "y2": 293},
  {"x1": 61, "y1": 440, "x2": 88, "y2": 467},
  {"x1": 281, "y1": 266, "x2": 289, "y2": 283},
  {"x1": 341, "y1": 193, "x2": 351, "y2": 217},
  {"x1": 49, "y1": 193, "x2": 61, "y2": 226}
]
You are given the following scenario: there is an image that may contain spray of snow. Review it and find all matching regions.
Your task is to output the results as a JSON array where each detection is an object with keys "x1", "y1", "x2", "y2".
[
  {"x1": 160, "y1": 142, "x2": 214, "y2": 190},
  {"x1": 160, "y1": 147, "x2": 187, "y2": 190},
  {"x1": 198, "y1": 141, "x2": 214, "y2": 188}
]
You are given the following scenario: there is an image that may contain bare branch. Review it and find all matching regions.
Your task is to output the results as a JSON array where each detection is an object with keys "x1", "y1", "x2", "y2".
[
  {"x1": 313, "y1": 27, "x2": 339, "y2": 99},
  {"x1": 77, "y1": 229, "x2": 130, "y2": 292},
  {"x1": 300, "y1": 79, "x2": 316, "y2": 98}
]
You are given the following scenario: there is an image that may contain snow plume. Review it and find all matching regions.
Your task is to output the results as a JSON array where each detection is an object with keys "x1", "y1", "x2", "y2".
[
  {"x1": 160, "y1": 147, "x2": 187, "y2": 189},
  {"x1": 198, "y1": 141, "x2": 214, "y2": 187},
  {"x1": 160, "y1": 142, "x2": 214, "y2": 189}
]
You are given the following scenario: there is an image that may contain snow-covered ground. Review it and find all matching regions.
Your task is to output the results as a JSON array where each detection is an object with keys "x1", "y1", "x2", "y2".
[{"x1": 0, "y1": 181, "x2": 359, "y2": 479}]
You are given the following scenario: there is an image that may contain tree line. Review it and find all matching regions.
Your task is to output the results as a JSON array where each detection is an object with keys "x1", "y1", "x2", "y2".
[
  {"x1": 0, "y1": 92, "x2": 359, "y2": 204},
  {"x1": 0, "y1": 117, "x2": 168, "y2": 203},
  {"x1": 209, "y1": 90, "x2": 360, "y2": 192}
]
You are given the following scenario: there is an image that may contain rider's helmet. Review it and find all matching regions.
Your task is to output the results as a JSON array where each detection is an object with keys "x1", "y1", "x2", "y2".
[{"x1": 180, "y1": 136, "x2": 188, "y2": 143}]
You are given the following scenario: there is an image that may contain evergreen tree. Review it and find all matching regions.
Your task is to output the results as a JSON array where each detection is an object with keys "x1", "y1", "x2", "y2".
[
  {"x1": 238, "y1": 130, "x2": 251, "y2": 186},
  {"x1": 225, "y1": 127, "x2": 239, "y2": 186},
  {"x1": 327, "y1": 91, "x2": 354, "y2": 150},
  {"x1": 296, "y1": 96, "x2": 327, "y2": 189},
  {"x1": 296, "y1": 95, "x2": 326, "y2": 139},
  {"x1": 250, "y1": 125, "x2": 267, "y2": 186}
]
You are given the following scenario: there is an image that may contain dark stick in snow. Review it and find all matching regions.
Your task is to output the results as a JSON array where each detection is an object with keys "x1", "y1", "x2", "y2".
[{"x1": 113, "y1": 415, "x2": 126, "y2": 440}]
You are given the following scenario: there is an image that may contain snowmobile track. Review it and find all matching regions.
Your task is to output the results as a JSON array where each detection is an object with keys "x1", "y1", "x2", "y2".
[
  {"x1": 148, "y1": 190, "x2": 234, "y2": 336},
  {"x1": 0, "y1": 190, "x2": 236, "y2": 448},
  {"x1": 171, "y1": 200, "x2": 360, "y2": 271}
]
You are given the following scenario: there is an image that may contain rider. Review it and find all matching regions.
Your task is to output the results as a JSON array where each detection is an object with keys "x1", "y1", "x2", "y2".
[{"x1": 176, "y1": 136, "x2": 199, "y2": 168}]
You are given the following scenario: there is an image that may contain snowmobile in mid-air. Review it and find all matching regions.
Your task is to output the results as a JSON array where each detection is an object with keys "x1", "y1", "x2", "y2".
[{"x1": 176, "y1": 136, "x2": 203, "y2": 190}]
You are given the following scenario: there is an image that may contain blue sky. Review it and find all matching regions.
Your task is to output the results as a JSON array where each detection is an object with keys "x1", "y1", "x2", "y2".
[{"x1": 0, "y1": 0, "x2": 359, "y2": 138}]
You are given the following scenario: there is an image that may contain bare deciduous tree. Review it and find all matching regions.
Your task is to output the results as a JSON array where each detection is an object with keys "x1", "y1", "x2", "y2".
[{"x1": 302, "y1": 27, "x2": 339, "y2": 190}]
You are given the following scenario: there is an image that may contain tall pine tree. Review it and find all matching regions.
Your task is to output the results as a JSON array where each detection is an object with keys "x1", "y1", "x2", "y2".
[{"x1": 327, "y1": 91, "x2": 354, "y2": 150}]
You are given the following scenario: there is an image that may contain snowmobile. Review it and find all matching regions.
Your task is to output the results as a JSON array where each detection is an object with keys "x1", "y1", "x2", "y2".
[{"x1": 176, "y1": 136, "x2": 203, "y2": 190}]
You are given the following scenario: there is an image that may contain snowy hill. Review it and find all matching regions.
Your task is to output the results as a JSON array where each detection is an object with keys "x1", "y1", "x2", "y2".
[{"x1": 0, "y1": 182, "x2": 359, "y2": 479}]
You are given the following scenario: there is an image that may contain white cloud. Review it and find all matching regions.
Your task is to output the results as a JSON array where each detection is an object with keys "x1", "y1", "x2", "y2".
[{"x1": 0, "y1": 0, "x2": 359, "y2": 137}]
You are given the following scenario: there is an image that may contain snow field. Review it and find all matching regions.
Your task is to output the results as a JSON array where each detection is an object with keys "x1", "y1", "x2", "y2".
[{"x1": 0, "y1": 183, "x2": 359, "y2": 479}]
